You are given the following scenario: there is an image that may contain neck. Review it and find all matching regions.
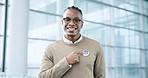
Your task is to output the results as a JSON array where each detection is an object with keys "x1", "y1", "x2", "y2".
[{"x1": 65, "y1": 34, "x2": 81, "y2": 43}]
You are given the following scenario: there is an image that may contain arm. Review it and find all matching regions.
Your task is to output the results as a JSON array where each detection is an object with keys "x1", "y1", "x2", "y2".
[
  {"x1": 94, "y1": 45, "x2": 106, "y2": 78},
  {"x1": 38, "y1": 47, "x2": 71, "y2": 78}
]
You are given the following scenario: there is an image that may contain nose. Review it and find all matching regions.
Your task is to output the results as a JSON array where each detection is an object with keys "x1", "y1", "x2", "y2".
[{"x1": 68, "y1": 20, "x2": 75, "y2": 25}]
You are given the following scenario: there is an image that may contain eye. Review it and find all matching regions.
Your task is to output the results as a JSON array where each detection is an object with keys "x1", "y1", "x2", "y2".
[
  {"x1": 73, "y1": 18, "x2": 81, "y2": 23},
  {"x1": 63, "y1": 18, "x2": 71, "y2": 22}
]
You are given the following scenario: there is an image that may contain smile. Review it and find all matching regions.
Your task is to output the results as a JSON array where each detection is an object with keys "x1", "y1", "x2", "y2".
[{"x1": 66, "y1": 26, "x2": 78, "y2": 30}]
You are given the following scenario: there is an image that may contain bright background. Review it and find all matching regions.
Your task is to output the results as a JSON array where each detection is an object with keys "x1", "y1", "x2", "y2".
[{"x1": 0, "y1": 0, "x2": 148, "y2": 78}]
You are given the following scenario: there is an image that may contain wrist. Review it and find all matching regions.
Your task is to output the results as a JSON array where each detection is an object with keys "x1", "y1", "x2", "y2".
[{"x1": 66, "y1": 56, "x2": 71, "y2": 65}]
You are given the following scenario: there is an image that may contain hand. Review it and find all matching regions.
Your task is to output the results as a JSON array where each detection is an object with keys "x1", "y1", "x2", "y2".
[{"x1": 66, "y1": 51, "x2": 82, "y2": 65}]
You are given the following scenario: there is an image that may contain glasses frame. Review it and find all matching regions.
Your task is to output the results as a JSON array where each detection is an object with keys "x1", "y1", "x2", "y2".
[{"x1": 62, "y1": 17, "x2": 83, "y2": 24}]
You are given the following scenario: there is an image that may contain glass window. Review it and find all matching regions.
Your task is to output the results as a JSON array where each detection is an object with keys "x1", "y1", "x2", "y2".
[
  {"x1": 27, "y1": 39, "x2": 55, "y2": 77},
  {"x1": 75, "y1": 0, "x2": 103, "y2": 14},
  {"x1": 0, "y1": 1, "x2": 4, "y2": 73},
  {"x1": 115, "y1": 48, "x2": 125, "y2": 66},
  {"x1": 94, "y1": 0, "x2": 110, "y2": 5},
  {"x1": 145, "y1": 50, "x2": 148, "y2": 67},
  {"x1": 129, "y1": 30, "x2": 140, "y2": 48},
  {"x1": 26, "y1": 0, "x2": 148, "y2": 78},
  {"x1": 143, "y1": 17, "x2": 148, "y2": 32},
  {"x1": 115, "y1": 48, "x2": 140, "y2": 66},
  {"x1": 143, "y1": 1, "x2": 148, "y2": 16},
  {"x1": 144, "y1": 33, "x2": 148, "y2": 49},
  {"x1": 30, "y1": 0, "x2": 69, "y2": 15},
  {"x1": 30, "y1": 0, "x2": 56, "y2": 13},
  {"x1": 28, "y1": 40, "x2": 54, "y2": 66},
  {"x1": 81, "y1": 22, "x2": 111, "y2": 45},
  {"x1": 106, "y1": 68, "x2": 112, "y2": 78},
  {"x1": 130, "y1": 49, "x2": 140, "y2": 65},
  {"x1": 75, "y1": 0, "x2": 111, "y2": 24},
  {"x1": 29, "y1": 11, "x2": 62, "y2": 40},
  {"x1": 124, "y1": 49, "x2": 140, "y2": 66},
  {"x1": 117, "y1": 68, "x2": 141, "y2": 78},
  {"x1": 114, "y1": 8, "x2": 139, "y2": 30},
  {"x1": 0, "y1": 3, "x2": 7, "y2": 36},
  {"x1": 0, "y1": 37, "x2": 3, "y2": 72},
  {"x1": 115, "y1": 28, "x2": 129, "y2": 47},
  {"x1": 104, "y1": 47, "x2": 111, "y2": 67},
  {"x1": 0, "y1": 0, "x2": 5, "y2": 5},
  {"x1": 100, "y1": 0, "x2": 110, "y2": 5},
  {"x1": 147, "y1": 68, "x2": 148, "y2": 78},
  {"x1": 0, "y1": 4, "x2": 3, "y2": 35},
  {"x1": 114, "y1": 0, "x2": 138, "y2": 12},
  {"x1": 29, "y1": 11, "x2": 56, "y2": 30}
]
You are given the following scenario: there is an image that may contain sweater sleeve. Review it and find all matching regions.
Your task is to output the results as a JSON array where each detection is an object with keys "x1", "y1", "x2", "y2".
[
  {"x1": 94, "y1": 44, "x2": 106, "y2": 78},
  {"x1": 38, "y1": 47, "x2": 71, "y2": 78}
]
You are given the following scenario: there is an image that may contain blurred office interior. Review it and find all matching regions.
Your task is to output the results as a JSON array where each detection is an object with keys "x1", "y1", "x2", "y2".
[{"x1": 0, "y1": 0, "x2": 148, "y2": 78}]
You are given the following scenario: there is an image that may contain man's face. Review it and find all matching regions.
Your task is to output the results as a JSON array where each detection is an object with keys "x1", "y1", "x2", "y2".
[{"x1": 62, "y1": 9, "x2": 83, "y2": 37}]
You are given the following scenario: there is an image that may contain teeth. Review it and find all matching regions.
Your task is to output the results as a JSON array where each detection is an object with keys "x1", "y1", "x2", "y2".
[
  {"x1": 69, "y1": 27, "x2": 75, "y2": 30},
  {"x1": 66, "y1": 27, "x2": 77, "y2": 30}
]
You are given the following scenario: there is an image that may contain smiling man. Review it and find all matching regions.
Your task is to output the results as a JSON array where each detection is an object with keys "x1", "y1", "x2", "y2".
[{"x1": 38, "y1": 6, "x2": 105, "y2": 78}]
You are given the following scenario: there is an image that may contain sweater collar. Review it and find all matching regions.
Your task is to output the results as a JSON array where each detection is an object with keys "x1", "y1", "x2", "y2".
[{"x1": 63, "y1": 35, "x2": 83, "y2": 44}]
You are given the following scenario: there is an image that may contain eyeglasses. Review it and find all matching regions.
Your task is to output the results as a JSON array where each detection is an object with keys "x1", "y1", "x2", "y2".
[{"x1": 62, "y1": 17, "x2": 83, "y2": 24}]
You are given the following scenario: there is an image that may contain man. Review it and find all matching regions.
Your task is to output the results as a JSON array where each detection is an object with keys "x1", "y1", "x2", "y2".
[{"x1": 38, "y1": 6, "x2": 105, "y2": 78}]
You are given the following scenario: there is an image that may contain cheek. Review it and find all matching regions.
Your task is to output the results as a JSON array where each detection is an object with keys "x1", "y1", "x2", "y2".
[
  {"x1": 79, "y1": 24, "x2": 83, "y2": 29},
  {"x1": 77, "y1": 26, "x2": 82, "y2": 32},
  {"x1": 81, "y1": 23, "x2": 83, "y2": 28},
  {"x1": 62, "y1": 22, "x2": 67, "y2": 28},
  {"x1": 62, "y1": 21, "x2": 66, "y2": 26}
]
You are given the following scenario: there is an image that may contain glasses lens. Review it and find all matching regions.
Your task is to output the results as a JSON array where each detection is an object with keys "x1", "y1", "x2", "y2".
[
  {"x1": 73, "y1": 18, "x2": 81, "y2": 24},
  {"x1": 63, "y1": 17, "x2": 82, "y2": 24},
  {"x1": 63, "y1": 18, "x2": 71, "y2": 23}
]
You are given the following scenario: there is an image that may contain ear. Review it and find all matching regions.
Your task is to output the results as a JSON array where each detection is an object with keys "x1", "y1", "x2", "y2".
[
  {"x1": 61, "y1": 20, "x2": 63, "y2": 25},
  {"x1": 81, "y1": 22, "x2": 83, "y2": 28}
]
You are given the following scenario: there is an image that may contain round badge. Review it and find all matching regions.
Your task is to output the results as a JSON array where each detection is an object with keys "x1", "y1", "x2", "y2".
[{"x1": 83, "y1": 50, "x2": 90, "y2": 56}]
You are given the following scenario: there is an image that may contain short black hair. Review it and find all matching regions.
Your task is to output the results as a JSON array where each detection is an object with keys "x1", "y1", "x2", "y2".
[{"x1": 64, "y1": 6, "x2": 83, "y2": 15}]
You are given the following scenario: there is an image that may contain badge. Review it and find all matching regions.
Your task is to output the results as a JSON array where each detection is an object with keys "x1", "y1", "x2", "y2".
[{"x1": 83, "y1": 50, "x2": 90, "y2": 56}]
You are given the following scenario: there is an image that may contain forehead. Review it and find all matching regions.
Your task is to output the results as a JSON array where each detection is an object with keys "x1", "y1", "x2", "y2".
[{"x1": 63, "y1": 9, "x2": 82, "y2": 19}]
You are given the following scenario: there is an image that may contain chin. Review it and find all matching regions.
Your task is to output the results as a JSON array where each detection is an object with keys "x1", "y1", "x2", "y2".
[
  {"x1": 66, "y1": 33, "x2": 77, "y2": 37},
  {"x1": 67, "y1": 34, "x2": 76, "y2": 36}
]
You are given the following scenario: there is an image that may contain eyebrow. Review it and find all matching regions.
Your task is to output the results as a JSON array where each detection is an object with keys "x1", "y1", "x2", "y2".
[{"x1": 64, "y1": 17, "x2": 81, "y2": 19}]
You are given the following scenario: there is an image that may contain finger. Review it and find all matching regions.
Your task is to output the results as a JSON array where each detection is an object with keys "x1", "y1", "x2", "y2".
[
  {"x1": 78, "y1": 55, "x2": 80, "y2": 58},
  {"x1": 74, "y1": 51, "x2": 82, "y2": 54},
  {"x1": 79, "y1": 51, "x2": 83, "y2": 55},
  {"x1": 74, "y1": 51, "x2": 79, "y2": 54},
  {"x1": 77, "y1": 51, "x2": 83, "y2": 56},
  {"x1": 75, "y1": 59, "x2": 79, "y2": 63}
]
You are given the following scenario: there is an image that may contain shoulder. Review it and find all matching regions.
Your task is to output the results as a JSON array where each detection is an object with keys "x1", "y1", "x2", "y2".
[
  {"x1": 83, "y1": 36, "x2": 101, "y2": 46},
  {"x1": 83, "y1": 36, "x2": 103, "y2": 51},
  {"x1": 44, "y1": 40, "x2": 63, "y2": 55},
  {"x1": 46, "y1": 40, "x2": 63, "y2": 48},
  {"x1": 83, "y1": 36, "x2": 104, "y2": 54}
]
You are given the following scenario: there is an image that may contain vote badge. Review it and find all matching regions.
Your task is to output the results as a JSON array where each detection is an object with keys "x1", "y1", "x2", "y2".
[{"x1": 83, "y1": 50, "x2": 90, "y2": 56}]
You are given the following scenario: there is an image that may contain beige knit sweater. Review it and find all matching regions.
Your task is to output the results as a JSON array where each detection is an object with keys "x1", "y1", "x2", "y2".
[{"x1": 38, "y1": 36, "x2": 105, "y2": 78}]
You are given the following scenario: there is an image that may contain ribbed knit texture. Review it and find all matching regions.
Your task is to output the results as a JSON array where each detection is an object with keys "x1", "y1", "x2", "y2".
[{"x1": 39, "y1": 36, "x2": 105, "y2": 78}]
